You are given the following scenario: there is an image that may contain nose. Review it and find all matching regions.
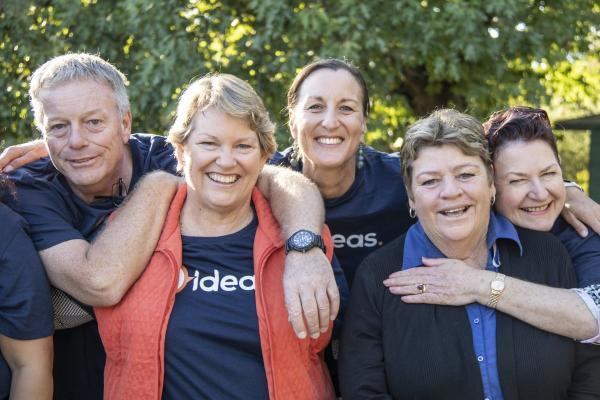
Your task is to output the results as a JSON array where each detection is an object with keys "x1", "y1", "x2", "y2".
[
  {"x1": 321, "y1": 107, "x2": 340, "y2": 130},
  {"x1": 68, "y1": 124, "x2": 88, "y2": 149},
  {"x1": 529, "y1": 178, "x2": 549, "y2": 200},
  {"x1": 216, "y1": 148, "x2": 236, "y2": 168},
  {"x1": 439, "y1": 176, "x2": 462, "y2": 198}
]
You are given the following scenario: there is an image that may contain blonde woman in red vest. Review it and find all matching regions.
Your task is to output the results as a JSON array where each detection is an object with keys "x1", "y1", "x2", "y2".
[{"x1": 95, "y1": 74, "x2": 344, "y2": 400}]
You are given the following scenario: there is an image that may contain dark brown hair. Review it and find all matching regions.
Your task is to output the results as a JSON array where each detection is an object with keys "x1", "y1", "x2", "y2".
[
  {"x1": 287, "y1": 58, "x2": 370, "y2": 117},
  {"x1": 483, "y1": 106, "x2": 559, "y2": 162}
]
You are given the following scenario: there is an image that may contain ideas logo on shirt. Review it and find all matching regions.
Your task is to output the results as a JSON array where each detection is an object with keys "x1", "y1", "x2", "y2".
[
  {"x1": 178, "y1": 265, "x2": 255, "y2": 293},
  {"x1": 332, "y1": 233, "x2": 379, "y2": 249}
]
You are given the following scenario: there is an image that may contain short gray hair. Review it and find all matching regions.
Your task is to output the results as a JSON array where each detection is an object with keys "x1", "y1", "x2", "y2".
[
  {"x1": 29, "y1": 53, "x2": 130, "y2": 131},
  {"x1": 168, "y1": 73, "x2": 277, "y2": 164},
  {"x1": 400, "y1": 109, "x2": 492, "y2": 198}
]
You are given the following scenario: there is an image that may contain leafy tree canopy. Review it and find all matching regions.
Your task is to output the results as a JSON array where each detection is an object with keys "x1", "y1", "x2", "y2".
[{"x1": 1, "y1": 0, "x2": 599, "y2": 158}]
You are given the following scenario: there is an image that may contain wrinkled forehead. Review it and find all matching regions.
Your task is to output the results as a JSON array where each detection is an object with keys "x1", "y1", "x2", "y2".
[
  {"x1": 38, "y1": 79, "x2": 119, "y2": 116},
  {"x1": 412, "y1": 144, "x2": 488, "y2": 174}
]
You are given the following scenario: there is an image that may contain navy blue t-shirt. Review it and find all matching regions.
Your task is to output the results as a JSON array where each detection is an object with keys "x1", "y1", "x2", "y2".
[
  {"x1": 552, "y1": 216, "x2": 600, "y2": 287},
  {"x1": 164, "y1": 208, "x2": 348, "y2": 399},
  {"x1": 270, "y1": 146, "x2": 412, "y2": 286},
  {"x1": 5, "y1": 134, "x2": 177, "y2": 400},
  {"x1": 163, "y1": 214, "x2": 269, "y2": 400},
  {"x1": 0, "y1": 203, "x2": 53, "y2": 400}
]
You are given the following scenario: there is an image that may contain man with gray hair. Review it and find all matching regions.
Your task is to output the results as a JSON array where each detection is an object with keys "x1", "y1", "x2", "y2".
[{"x1": 4, "y1": 53, "x2": 341, "y2": 399}]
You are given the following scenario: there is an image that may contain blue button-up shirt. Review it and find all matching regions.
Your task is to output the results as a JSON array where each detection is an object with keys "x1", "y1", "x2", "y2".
[{"x1": 403, "y1": 212, "x2": 522, "y2": 400}]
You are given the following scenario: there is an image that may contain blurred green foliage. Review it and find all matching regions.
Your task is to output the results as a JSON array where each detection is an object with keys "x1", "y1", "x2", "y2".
[{"x1": 1, "y1": 0, "x2": 599, "y2": 187}]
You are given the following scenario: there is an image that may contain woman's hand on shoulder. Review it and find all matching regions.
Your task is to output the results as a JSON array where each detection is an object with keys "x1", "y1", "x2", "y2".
[
  {"x1": 563, "y1": 187, "x2": 600, "y2": 237},
  {"x1": 383, "y1": 257, "x2": 492, "y2": 306},
  {"x1": 0, "y1": 139, "x2": 47, "y2": 172}
]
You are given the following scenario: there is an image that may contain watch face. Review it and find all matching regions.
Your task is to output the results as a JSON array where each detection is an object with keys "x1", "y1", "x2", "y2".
[
  {"x1": 292, "y1": 230, "x2": 314, "y2": 248},
  {"x1": 491, "y1": 280, "x2": 505, "y2": 291}
]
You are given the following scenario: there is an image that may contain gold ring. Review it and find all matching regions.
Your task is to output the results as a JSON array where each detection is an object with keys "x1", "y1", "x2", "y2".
[{"x1": 417, "y1": 283, "x2": 426, "y2": 294}]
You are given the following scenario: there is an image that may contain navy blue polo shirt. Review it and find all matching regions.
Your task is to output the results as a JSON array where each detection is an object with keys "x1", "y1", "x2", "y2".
[
  {"x1": 163, "y1": 209, "x2": 347, "y2": 399},
  {"x1": 270, "y1": 146, "x2": 412, "y2": 287},
  {"x1": 0, "y1": 203, "x2": 53, "y2": 400},
  {"x1": 5, "y1": 133, "x2": 177, "y2": 400},
  {"x1": 552, "y1": 216, "x2": 600, "y2": 287}
]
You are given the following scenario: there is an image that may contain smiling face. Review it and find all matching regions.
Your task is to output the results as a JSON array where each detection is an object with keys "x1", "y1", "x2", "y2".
[
  {"x1": 290, "y1": 68, "x2": 366, "y2": 172},
  {"x1": 493, "y1": 140, "x2": 565, "y2": 231},
  {"x1": 39, "y1": 79, "x2": 131, "y2": 201},
  {"x1": 176, "y1": 107, "x2": 267, "y2": 214},
  {"x1": 410, "y1": 144, "x2": 494, "y2": 252}
]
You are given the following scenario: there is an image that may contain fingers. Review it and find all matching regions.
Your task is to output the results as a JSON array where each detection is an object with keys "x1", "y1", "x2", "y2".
[
  {"x1": 400, "y1": 293, "x2": 440, "y2": 304},
  {"x1": 315, "y1": 287, "x2": 330, "y2": 333},
  {"x1": 0, "y1": 147, "x2": 22, "y2": 172},
  {"x1": 326, "y1": 279, "x2": 340, "y2": 321},
  {"x1": 387, "y1": 266, "x2": 429, "y2": 279},
  {"x1": 299, "y1": 289, "x2": 321, "y2": 339},
  {"x1": 285, "y1": 293, "x2": 307, "y2": 339},
  {"x1": 421, "y1": 256, "x2": 454, "y2": 266},
  {"x1": 561, "y1": 208, "x2": 589, "y2": 238},
  {"x1": 0, "y1": 141, "x2": 47, "y2": 172},
  {"x1": 387, "y1": 281, "x2": 427, "y2": 296}
]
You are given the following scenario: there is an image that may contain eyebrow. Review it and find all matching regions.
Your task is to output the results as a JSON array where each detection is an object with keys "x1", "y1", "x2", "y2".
[
  {"x1": 306, "y1": 95, "x2": 360, "y2": 104},
  {"x1": 415, "y1": 163, "x2": 482, "y2": 178},
  {"x1": 194, "y1": 132, "x2": 258, "y2": 141},
  {"x1": 504, "y1": 162, "x2": 559, "y2": 177}
]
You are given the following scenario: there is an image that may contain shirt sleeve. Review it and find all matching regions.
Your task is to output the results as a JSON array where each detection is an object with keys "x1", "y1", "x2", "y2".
[
  {"x1": 555, "y1": 220, "x2": 600, "y2": 287},
  {"x1": 9, "y1": 177, "x2": 84, "y2": 251},
  {"x1": 572, "y1": 285, "x2": 600, "y2": 344},
  {"x1": 0, "y1": 224, "x2": 53, "y2": 340}
]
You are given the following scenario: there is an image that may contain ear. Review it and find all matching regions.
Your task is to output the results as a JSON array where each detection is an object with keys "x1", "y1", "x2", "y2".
[
  {"x1": 408, "y1": 197, "x2": 415, "y2": 210},
  {"x1": 120, "y1": 110, "x2": 132, "y2": 143},
  {"x1": 361, "y1": 120, "x2": 367, "y2": 142},
  {"x1": 175, "y1": 143, "x2": 186, "y2": 171},
  {"x1": 289, "y1": 110, "x2": 299, "y2": 141}
]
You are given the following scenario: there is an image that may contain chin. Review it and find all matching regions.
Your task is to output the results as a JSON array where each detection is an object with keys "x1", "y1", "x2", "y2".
[{"x1": 522, "y1": 219, "x2": 555, "y2": 232}]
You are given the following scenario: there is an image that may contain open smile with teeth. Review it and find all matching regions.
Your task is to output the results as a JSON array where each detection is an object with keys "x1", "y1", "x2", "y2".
[
  {"x1": 207, "y1": 172, "x2": 240, "y2": 184},
  {"x1": 439, "y1": 205, "x2": 471, "y2": 216},
  {"x1": 316, "y1": 137, "x2": 343, "y2": 145},
  {"x1": 521, "y1": 203, "x2": 550, "y2": 213}
]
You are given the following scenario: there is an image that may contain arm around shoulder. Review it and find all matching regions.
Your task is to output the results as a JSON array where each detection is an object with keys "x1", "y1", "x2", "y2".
[{"x1": 40, "y1": 171, "x2": 180, "y2": 306}]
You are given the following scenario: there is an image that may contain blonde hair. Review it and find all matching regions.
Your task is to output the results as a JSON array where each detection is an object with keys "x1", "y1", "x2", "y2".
[
  {"x1": 400, "y1": 109, "x2": 492, "y2": 198},
  {"x1": 29, "y1": 53, "x2": 130, "y2": 131},
  {"x1": 168, "y1": 74, "x2": 276, "y2": 161}
]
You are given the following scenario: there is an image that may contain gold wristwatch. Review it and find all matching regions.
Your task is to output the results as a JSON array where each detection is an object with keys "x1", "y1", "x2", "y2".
[{"x1": 487, "y1": 273, "x2": 506, "y2": 309}]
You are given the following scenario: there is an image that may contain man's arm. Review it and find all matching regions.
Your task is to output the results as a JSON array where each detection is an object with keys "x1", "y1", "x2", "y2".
[
  {"x1": 256, "y1": 164, "x2": 340, "y2": 339},
  {"x1": 384, "y1": 258, "x2": 598, "y2": 341},
  {"x1": 0, "y1": 335, "x2": 53, "y2": 400},
  {"x1": 39, "y1": 171, "x2": 179, "y2": 307},
  {"x1": 0, "y1": 139, "x2": 47, "y2": 172}
]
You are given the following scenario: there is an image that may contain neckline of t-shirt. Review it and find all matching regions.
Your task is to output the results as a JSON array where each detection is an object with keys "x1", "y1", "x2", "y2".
[{"x1": 181, "y1": 208, "x2": 258, "y2": 242}]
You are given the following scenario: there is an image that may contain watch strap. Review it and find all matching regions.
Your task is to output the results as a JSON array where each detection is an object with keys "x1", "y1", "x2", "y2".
[{"x1": 487, "y1": 273, "x2": 506, "y2": 309}]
